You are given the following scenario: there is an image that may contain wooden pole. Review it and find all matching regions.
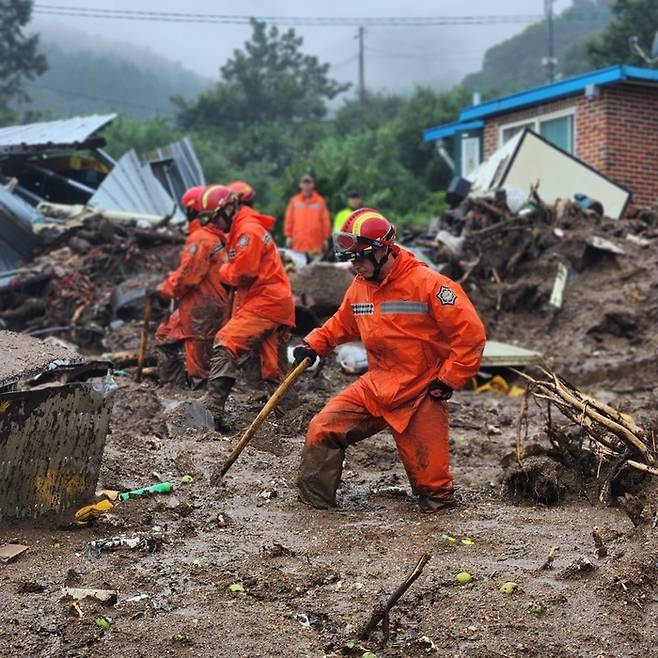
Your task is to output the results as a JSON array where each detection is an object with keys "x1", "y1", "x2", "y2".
[
  {"x1": 215, "y1": 356, "x2": 311, "y2": 480},
  {"x1": 136, "y1": 295, "x2": 153, "y2": 383}
]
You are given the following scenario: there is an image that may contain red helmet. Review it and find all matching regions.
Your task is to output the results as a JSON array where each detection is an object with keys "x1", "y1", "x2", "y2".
[
  {"x1": 200, "y1": 185, "x2": 237, "y2": 215},
  {"x1": 335, "y1": 208, "x2": 396, "y2": 261},
  {"x1": 181, "y1": 185, "x2": 206, "y2": 219},
  {"x1": 227, "y1": 180, "x2": 255, "y2": 204}
]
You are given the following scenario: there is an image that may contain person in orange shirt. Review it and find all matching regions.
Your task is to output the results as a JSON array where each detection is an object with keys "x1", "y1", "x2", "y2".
[
  {"x1": 292, "y1": 208, "x2": 486, "y2": 512},
  {"x1": 155, "y1": 185, "x2": 206, "y2": 385},
  {"x1": 284, "y1": 173, "x2": 331, "y2": 255},
  {"x1": 198, "y1": 186, "x2": 295, "y2": 429},
  {"x1": 155, "y1": 186, "x2": 230, "y2": 387}
]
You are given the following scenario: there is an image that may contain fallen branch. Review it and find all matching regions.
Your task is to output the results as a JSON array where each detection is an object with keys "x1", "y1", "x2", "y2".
[
  {"x1": 515, "y1": 366, "x2": 656, "y2": 500},
  {"x1": 358, "y1": 553, "x2": 430, "y2": 643}
]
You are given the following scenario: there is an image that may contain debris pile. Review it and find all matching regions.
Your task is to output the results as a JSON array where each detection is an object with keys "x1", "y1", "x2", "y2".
[
  {"x1": 0, "y1": 214, "x2": 182, "y2": 347},
  {"x1": 407, "y1": 187, "x2": 658, "y2": 380},
  {"x1": 502, "y1": 366, "x2": 657, "y2": 511}
]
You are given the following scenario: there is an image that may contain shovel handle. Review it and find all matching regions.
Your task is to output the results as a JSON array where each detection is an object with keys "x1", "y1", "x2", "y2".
[
  {"x1": 217, "y1": 356, "x2": 311, "y2": 479},
  {"x1": 136, "y1": 295, "x2": 153, "y2": 383}
]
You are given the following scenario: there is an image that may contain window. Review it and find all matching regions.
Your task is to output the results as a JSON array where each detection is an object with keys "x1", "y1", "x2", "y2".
[
  {"x1": 499, "y1": 109, "x2": 575, "y2": 153},
  {"x1": 540, "y1": 115, "x2": 573, "y2": 153},
  {"x1": 501, "y1": 121, "x2": 534, "y2": 145},
  {"x1": 461, "y1": 136, "x2": 481, "y2": 177}
]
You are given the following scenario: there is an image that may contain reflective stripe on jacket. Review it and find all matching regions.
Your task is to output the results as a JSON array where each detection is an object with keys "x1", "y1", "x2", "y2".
[{"x1": 304, "y1": 246, "x2": 486, "y2": 432}]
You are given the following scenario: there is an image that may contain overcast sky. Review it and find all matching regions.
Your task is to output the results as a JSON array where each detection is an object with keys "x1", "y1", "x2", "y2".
[{"x1": 31, "y1": 0, "x2": 574, "y2": 94}]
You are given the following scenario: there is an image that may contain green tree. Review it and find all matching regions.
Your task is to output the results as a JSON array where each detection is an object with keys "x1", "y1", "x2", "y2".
[
  {"x1": 463, "y1": 0, "x2": 612, "y2": 96},
  {"x1": 0, "y1": 0, "x2": 47, "y2": 122},
  {"x1": 175, "y1": 19, "x2": 349, "y2": 130},
  {"x1": 333, "y1": 91, "x2": 404, "y2": 135},
  {"x1": 587, "y1": 0, "x2": 658, "y2": 67},
  {"x1": 103, "y1": 115, "x2": 180, "y2": 159}
]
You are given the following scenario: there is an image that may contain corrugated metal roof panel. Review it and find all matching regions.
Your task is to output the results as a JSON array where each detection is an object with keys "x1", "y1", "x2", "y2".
[
  {"x1": 142, "y1": 137, "x2": 205, "y2": 188},
  {"x1": 141, "y1": 137, "x2": 205, "y2": 206},
  {"x1": 0, "y1": 114, "x2": 116, "y2": 156},
  {"x1": 0, "y1": 186, "x2": 40, "y2": 258},
  {"x1": 89, "y1": 149, "x2": 181, "y2": 218}
]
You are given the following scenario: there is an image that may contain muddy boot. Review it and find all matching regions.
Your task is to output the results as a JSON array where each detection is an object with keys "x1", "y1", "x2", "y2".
[
  {"x1": 201, "y1": 376, "x2": 234, "y2": 431},
  {"x1": 156, "y1": 343, "x2": 186, "y2": 386},
  {"x1": 296, "y1": 441, "x2": 344, "y2": 509},
  {"x1": 418, "y1": 492, "x2": 458, "y2": 513},
  {"x1": 189, "y1": 376, "x2": 206, "y2": 390}
]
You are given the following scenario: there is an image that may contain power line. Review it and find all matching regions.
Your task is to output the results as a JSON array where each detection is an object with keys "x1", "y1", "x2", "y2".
[{"x1": 32, "y1": 5, "x2": 611, "y2": 27}]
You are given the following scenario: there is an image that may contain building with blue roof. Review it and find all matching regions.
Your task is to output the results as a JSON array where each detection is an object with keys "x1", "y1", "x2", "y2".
[{"x1": 423, "y1": 65, "x2": 658, "y2": 206}]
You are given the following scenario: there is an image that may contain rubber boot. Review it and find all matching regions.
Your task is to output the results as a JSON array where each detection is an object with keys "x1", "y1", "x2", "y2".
[
  {"x1": 156, "y1": 344, "x2": 186, "y2": 386},
  {"x1": 418, "y1": 492, "x2": 458, "y2": 513},
  {"x1": 201, "y1": 376, "x2": 235, "y2": 431}
]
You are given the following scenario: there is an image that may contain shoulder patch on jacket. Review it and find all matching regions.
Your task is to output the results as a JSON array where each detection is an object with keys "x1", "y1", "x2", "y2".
[
  {"x1": 263, "y1": 232, "x2": 272, "y2": 245},
  {"x1": 436, "y1": 285, "x2": 457, "y2": 305},
  {"x1": 210, "y1": 241, "x2": 225, "y2": 255},
  {"x1": 186, "y1": 243, "x2": 199, "y2": 255},
  {"x1": 237, "y1": 234, "x2": 250, "y2": 250},
  {"x1": 351, "y1": 302, "x2": 374, "y2": 316}
]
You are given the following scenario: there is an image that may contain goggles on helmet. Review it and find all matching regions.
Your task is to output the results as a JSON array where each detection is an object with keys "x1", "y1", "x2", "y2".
[{"x1": 334, "y1": 231, "x2": 386, "y2": 261}]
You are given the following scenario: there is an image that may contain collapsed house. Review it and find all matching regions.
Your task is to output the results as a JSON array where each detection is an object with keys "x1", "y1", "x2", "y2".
[
  {"x1": 0, "y1": 114, "x2": 204, "y2": 275},
  {"x1": 423, "y1": 64, "x2": 658, "y2": 208}
]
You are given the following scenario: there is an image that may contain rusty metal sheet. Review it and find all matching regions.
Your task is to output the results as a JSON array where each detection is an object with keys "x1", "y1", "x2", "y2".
[{"x1": 0, "y1": 380, "x2": 116, "y2": 521}]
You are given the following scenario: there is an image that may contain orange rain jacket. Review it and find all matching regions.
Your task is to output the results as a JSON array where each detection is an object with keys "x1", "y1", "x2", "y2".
[
  {"x1": 305, "y1": 246, "x2": 486, "y2": 433},
  {"x1": 155, "y1": 219, "x2": 203, "y2": 345},
  {"x1": 218, "y1": 206, "x2": 295, "y2": 327},
  {"x1": 157, "y1": 222, "x2": 229, "y2": 343},
  {"x1": 284, "y1": 191, "x2": 331, "y2": 253}
]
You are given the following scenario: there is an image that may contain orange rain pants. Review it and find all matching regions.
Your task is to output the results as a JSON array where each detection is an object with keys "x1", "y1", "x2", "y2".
[
  {"x1": 214, "y1": 310, "x2": 288, "y2": 382},
  {"x1": 213, "y1": 205, "x2": 295, "y2": 382},
  {"x1": 297, "y1": 377, "x2": 451, "y2": 509}
]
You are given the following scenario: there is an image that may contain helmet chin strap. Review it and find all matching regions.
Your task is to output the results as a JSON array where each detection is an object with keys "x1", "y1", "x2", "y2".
[
  {"x1": 365, "y1": 248, "x2": 390, "y2": 281},
  {"x1": 219, "y1": 206, "x2": 235, "y2": 231}
]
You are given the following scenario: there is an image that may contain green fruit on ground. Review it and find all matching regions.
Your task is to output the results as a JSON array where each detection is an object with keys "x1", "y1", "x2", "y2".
[{"x1": 456, "y1": 571, "x2": 473, "y2": 585}]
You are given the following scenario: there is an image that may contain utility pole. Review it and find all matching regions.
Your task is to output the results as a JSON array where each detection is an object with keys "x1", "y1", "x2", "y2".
[
  {"x1": 544, "y1": 0, "x2": 557, "y2": 83},
  {"x1": 357, "y1": 26, "x2": 365, "y2": 102}
]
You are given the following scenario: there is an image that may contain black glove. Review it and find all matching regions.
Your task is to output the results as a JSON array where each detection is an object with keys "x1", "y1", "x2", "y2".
[
  {"x1": 293, "y1": 344, "x2": 318, "y2": 367},
  {"x1": 429, "y1": 379, "x2": 453, "y2": 401}
]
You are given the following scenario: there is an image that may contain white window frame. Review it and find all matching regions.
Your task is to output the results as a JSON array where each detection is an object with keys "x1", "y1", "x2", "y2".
[{"x1": 498, "y1": 107, "x2": 577, "y2": 154}]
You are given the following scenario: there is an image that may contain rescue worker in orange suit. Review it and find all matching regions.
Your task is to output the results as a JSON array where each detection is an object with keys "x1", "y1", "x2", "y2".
[
  {"x1": 199, "y1": 186, "x2": 295, "y2": 429},
  {"x1": 155, "y1": 186, "x2": 230, "y2": 387},
  {"x1": 293, "y1": 209, "x2": 486, "y2": 512},
  {"x1": 284, "y1": 173, "x2": 331, "y2": 255},
  {"x1": 227, "y1": 180, "x2": 256, "y2": 208},
  {"x1": 155, "y1": 185, "x2": 206, "y2": 384}
]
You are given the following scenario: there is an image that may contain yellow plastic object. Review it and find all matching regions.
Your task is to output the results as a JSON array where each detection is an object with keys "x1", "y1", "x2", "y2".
[
  {"x1": 471, "y1": 375, "x2": 526, "y2": 397},
  {"x1": 74, "y1": 499, "x2": 114, "y2": 524}
]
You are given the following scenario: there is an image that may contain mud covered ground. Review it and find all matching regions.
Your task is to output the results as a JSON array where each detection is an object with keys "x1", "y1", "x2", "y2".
[
  {"x1": 1, "y1": 360, "x2": 656, "y2": 658},
  {"x1": 1, "y1": 220, "x2": 657, "y2": 657}
]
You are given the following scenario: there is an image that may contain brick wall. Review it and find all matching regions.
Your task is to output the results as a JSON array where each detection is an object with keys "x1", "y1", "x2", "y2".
[
  {"x1": 595, "y1": 84, "x2": 658, "y2": 206},
  {"x1": 480, "y1": 85, "x2": 658, "y2": 206}
]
